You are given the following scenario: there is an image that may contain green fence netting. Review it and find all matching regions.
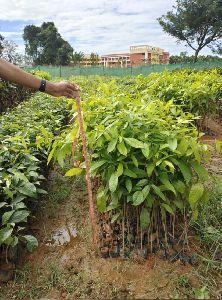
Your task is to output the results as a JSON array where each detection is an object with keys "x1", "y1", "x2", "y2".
[{"x1": 26, "y1": 61, "x2": 222, "y2": 78}]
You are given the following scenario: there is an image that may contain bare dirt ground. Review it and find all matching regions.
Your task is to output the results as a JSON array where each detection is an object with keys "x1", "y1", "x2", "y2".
[
  {"x1": 0, "y1": 120, "x2": 222, "y2": 300},
  {"x1": 201, "y1": 118, "x2": 222, "y2": 178}
]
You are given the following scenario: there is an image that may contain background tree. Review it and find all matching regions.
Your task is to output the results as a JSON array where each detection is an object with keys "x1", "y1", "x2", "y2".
[
  {"x1": 71, "y1": 51, "x2": 84, "y2": 66},
  {"x1": 90, "y1": 52, "x2": 99, "y2": 66},
  {"x1": 56, "y1": 41, "x2": 73, "y2": 65},
  {"x1": 158, "y1": 0, "x2": 222, "y2": 62},
  {"x1": 170, "y1": 52, "x2": 222, "y2": 64},
  {"x1": 0, "y1": 40, "x2": 22, "y2": 64},
  {"x1": 0, "y1": 34, "x2": 4, "y2": 55},
  {"x1": 0, "y1": 35, "x2": 23, "y2": 65},
  {"x1": 212, "y1": 44, "x2": 222, "y2": 55},
  {"x1": 23, "y1": 22, "x2": 73, "y2": 65}
]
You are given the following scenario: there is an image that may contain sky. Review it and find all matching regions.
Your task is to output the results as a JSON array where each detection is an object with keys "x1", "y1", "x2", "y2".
[{"x1": 0, "y1": 0, "x2": 215, "y2": 56}]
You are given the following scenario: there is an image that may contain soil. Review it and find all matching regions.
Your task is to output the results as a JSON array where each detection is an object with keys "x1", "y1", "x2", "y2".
[
  {"x1": 0, "y1": 120, "x2": 222, "y2": 300},
  {"x1": 200, "y1": 118, "x2": 222, "y2": 178}
]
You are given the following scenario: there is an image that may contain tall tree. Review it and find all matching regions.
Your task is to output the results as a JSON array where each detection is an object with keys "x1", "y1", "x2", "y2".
[
  {"x1": 90, "y1": 52, "x2": 99, "y2": 66},
  {"x1": 23, "y1": 25, "x2": 41, "y2": 63},
  {"x1": 71, "y1": 51, "x2": 84, "y2": 66},
  {"x1": 0, "y1": 35, "x2": 23, "y2": 65},
  {"x1": 158, "y1": 0, "x2": 222, "y2": 62},
  {"x1": 1, "y1": 40, "x2": 22, "y2": 64},
  {"x1": 23, "y1": 22, "x2": 73, "y2": 65},
  {"x1": 56, "y1": 41, "x2": 73, "y2": 65}
]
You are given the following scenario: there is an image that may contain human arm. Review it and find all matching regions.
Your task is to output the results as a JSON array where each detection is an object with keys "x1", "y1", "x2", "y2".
[{"x1": 0, "y1": 59, "x2": 80, "y2": 99}]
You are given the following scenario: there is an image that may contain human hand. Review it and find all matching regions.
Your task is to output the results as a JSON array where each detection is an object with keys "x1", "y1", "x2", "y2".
[{"x1": 46, "y1": 80, "x2": 80, "y2": 99}]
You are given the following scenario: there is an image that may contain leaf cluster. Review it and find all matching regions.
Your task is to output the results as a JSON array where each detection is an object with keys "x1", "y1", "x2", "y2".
[{"x1": 0, "y1": 93, "x2": 69, "y2": 253}]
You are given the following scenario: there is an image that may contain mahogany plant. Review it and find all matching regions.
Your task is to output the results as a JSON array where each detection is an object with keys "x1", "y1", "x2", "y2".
[
  {"x1": 49, "y1": 79, "x2": 210, "y2": 252},
  {"x1": 0, "y1": 93, "x2": 69, "y2": 256}
]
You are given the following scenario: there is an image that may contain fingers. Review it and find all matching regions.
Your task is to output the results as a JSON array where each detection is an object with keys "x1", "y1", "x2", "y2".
[
  {"x1": 64, "y1": 91, "x2": 80, "y2": 99},
  {"x1": 47, "y1": 81, "x2": 81, "y2": 98},
  {"x1": 62, "y1": 81, "x2": 80, "y2": 99},
  {"x1": 64, "y1": 80, "x2": 80, "y2": 91}
]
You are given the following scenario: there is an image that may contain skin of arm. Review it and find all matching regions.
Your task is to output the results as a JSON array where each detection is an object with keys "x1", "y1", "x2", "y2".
[{"x1": 0, "y1": 59, "x2": 80, "y2": 99}]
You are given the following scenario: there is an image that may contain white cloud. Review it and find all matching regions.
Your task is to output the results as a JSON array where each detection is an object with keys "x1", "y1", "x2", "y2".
[{"x1": 0, "y1": 0, "x2": 215, "y2": 55}]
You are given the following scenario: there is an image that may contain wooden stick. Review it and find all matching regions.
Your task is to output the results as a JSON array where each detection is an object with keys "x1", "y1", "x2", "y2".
[{"x1": 76, "y1": 98, "x2": 97, "y2": 247}]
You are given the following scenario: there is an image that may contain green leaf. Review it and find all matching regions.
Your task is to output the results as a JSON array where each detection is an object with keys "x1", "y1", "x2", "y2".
[
  {"x1": 141, "y1": 143, "x2": 150, "y2": 158},
  {"x1": 36, "y1": 188, "x2": 48, "y2": 195},
  {"x1": 11, "y1": 236, "x2": 19, "y2": 248},
  {"x1": 215, "y1": 139, "x2": 221, "y2": 155},
  {"x1": 0, "y1": 202, "x2": 7, "y2": 209},
  {"x1": 146, "y1": 163, "x2": 155, "y2": 177},
  {"x1": 47, "y1": 146, "x2": 56, "y2": 165},
  {"x1": 96, "y1": 193, "x2": 106, "y2": 213},
  {"x1": 162, "y1": 160, "x2": 175, "y2": 173},
  {"x1": 57, "y1": 150, "x2": 65, "y2": 168},
  {"x1": 191, "y1": 161, "x2": 209, "y2": 182},
  {"x1": 109, "y1": 173, "x2": 118, "y2": 193},
  {"x1": 65, "y1": 168, "x2": 82, "y2": 177},
  {"x1": 17, "y1": 182, "x2": 37, "y2": 198},
  {"x1": 23, "y1": 235, "x2": 38, "y2": 252},
  {"x1": 125, "y1": 178, "x2": 132, "y2": 193},
  {"x1": 2, "y1": 210, "x2": 15, "y2": 225},
  {"x1": 131, "y1": 155, "x2": 138, "y2": 167},
  {"x1": 9, "y1": 210, "x2": 30, "y2": 223},
  {"x1": 26, "y1": 154, "x2": 39, "y2": 162},
  {"x1": 12, "y1": 195, "x2": 26, "y2": 204},
  {"x1": 107, "y1": 139, "x2": 118, "y2": 153},
  {"x1": 151, "y1": 184, "x2": 166, "y2": 201},
  {"x1": 116, "y1": 163, "x2": 123, "y2": 177},
  {"x1": 0, "y1": 226, "x2": 13, "y2": 245},
  {"x1": 159, "y1": 174, "x2": 176, "y2": 195},
  {"x1": 167, "y1": 138, "x2": 177, "y2": 151},
  {"x1": 140, "y1": 207, "x2": 150, "y2": 230},
  {"x1": 123, "y1": 168, "x2": 137, "y2": 178},
  {"x1": 191, "y1": 209, "x2": 199, "y2": 221},
  {"x1": 161, "y1": 203, "x2": 174, "y2": 215},
  {"x1": 142, "y1": 185, "x2": 151, "y2": 198},
  {"x1": 133, "y1": 191, "x2": 144, "y2": 206},
  {"x1": 90, "y1": 160, "x2": 106, "y2": 172},
  {"x1": 177, "y1": 138, "x2": 189, "y2": 155},
  {"x1": 146, "y1": 194, "x2": 154, "y2": 208},
  {"x1": 124, "y1": 138, "x2": 144, "y2": 148},
  {"x1": 177, "y1": 161, "x2": 192, "y2": 184},
  {"x1": 202, "y1": 189, "x2": 209, "y2": 205},
  {"x1": 173, "y1": 180, "x2": 186, "y2": 194},
  {"x1": 136, "y1": 179, "x2": 149, "y2": 187},
  {"x1": 189, "y1": 182, "x2": 204, "y2": 210},
  {"x1": 117, "y1": 141, "x2": 127, "y2": 156},
  {"x1": 174, "y1": 199, "x2": 184, "y2": 210},
  {"x1": 111, "y1": 212, "x2": 120, "y2": 223}
]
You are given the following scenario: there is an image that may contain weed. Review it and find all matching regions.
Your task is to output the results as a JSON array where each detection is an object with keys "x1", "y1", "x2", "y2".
[{"x1": 177, "y1": 275, "x2": 190, "y2": 288}]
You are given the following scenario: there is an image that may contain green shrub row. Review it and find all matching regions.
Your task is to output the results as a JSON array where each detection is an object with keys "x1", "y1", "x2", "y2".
[
  {"x1": 0, "y1": 80, "x2": 32, "y2": 114},
  {"x1": 0, "y1": 93, "x2": 69, "y2": 255}
]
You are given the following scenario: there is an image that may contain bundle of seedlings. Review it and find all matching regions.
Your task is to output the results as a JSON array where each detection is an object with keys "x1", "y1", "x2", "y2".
[{"x1": 50, "y1": 80, "x2": 210, "y2": 263}]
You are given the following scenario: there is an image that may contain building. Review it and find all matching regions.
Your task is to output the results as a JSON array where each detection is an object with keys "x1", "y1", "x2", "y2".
[
  {"x1": 100, "y1": 53, "x2": 131, "y2": 68},
  {"x1": 130, "y1": 45, "x2": 170, "y2": 65},
  {"x1": 81, "y1": 45, "x2": 170, "y2": 67}
]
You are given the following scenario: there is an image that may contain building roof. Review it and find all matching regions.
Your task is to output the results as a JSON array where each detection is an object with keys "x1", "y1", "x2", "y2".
[{"x1": 101, "y1": 53, "x2": 130, "y2": 57}]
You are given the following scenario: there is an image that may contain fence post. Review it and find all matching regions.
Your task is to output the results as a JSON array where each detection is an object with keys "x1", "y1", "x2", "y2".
[{"x1": 59, "y1": 65, "x2": 62, "y2": 77}]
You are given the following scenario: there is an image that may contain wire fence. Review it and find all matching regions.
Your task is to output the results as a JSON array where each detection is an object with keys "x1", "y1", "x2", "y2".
[{"x1": 27, "y1": 61, "x2": 222, "y2": 77}]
